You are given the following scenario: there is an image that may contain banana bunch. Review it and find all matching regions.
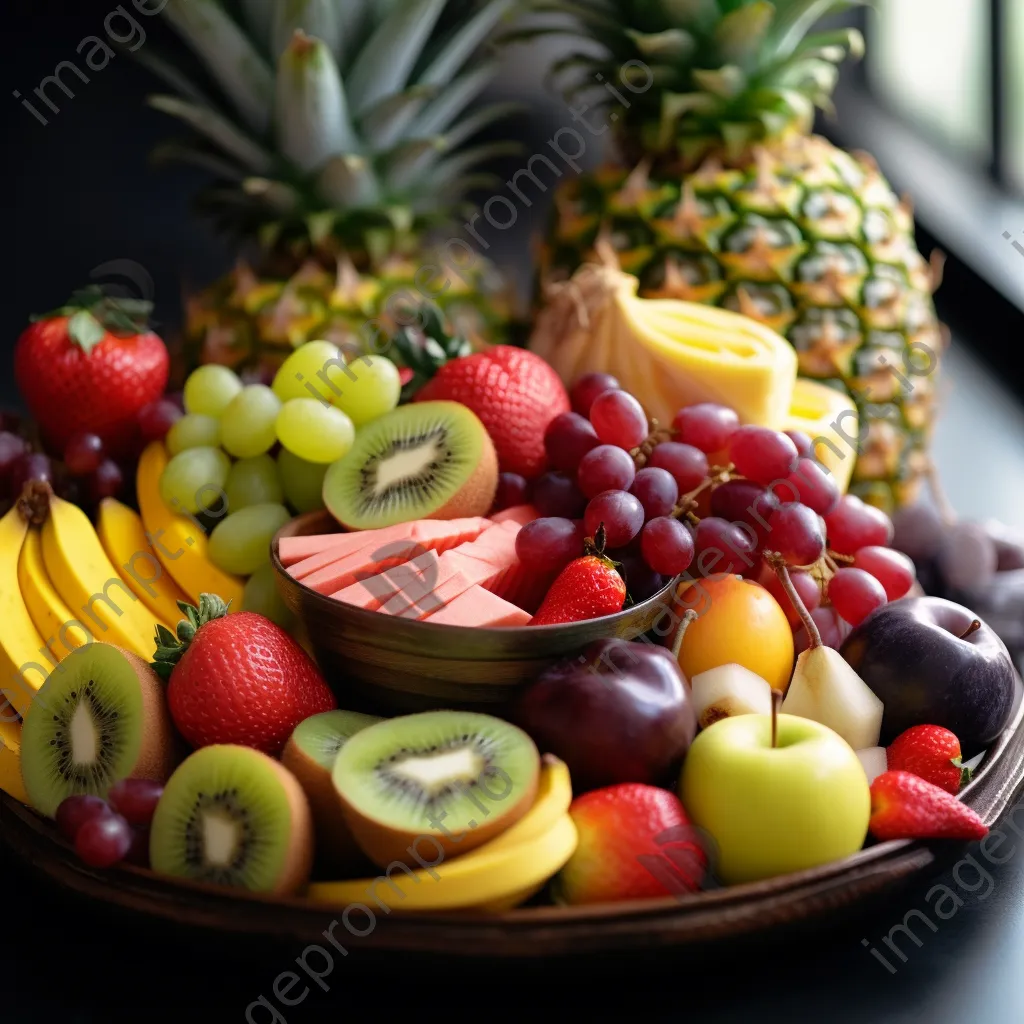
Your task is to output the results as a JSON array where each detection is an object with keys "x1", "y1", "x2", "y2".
[
  {"x1": 529, "y1": 263, "x2": 798, "y2": 431},
  {"x1": 0, "y1": 719, "x2": 28, "y2": 804},
  {"x1": 308, "y1": 757, "x2": 578, "y2": 913}
]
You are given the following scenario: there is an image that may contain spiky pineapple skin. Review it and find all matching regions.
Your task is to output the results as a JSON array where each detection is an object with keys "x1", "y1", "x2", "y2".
[
  {"x1": 541, "y1": 136, "x2": 943, "y2": 512},
  {"x1": 184, "y1": 256, "x2": 514, "y2": 378}
]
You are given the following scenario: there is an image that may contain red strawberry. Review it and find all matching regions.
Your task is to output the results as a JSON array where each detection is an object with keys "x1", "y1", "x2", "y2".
[
  {"x1": 868, "y1": 770, "x2": 988, "y2": 842},
  {"x1": 15, "y1": 287, "x2": 169, "y2": 459},
  {"x1": 531, "y1": 533, "x2": 626, "y2": 626},
  {"x1": 415, "y1": 346, "x2": 570, "y2": 478},
  {"x1": 558, "y1": 784, "x2": 707, "y2": 904},
  {"x1": 887, "y1": 725, "x2": 971, "y2": 795},
  {"x1": 154, "y1": 595, "x2": 336, "y2": 755}
]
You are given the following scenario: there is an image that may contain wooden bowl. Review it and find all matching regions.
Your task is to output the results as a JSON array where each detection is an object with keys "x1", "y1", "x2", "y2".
[
  {"x1": 3, "y1": 674, "x2": 1022, "y2": 957},
  {"x1": 271, "y1": 511, "x2": 680, "y2": 715}
]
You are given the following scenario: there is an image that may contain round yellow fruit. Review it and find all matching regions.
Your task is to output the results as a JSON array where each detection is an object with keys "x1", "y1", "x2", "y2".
[{"x1": 674, "y1": 574, "x2": 794, "y2": 692}]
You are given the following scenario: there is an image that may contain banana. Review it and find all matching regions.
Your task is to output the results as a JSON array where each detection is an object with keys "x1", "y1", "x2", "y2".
[
  {"x1": 136, "y1": 442, "x2": 244, "y2": 608},
  {"x1": 18, "y1": 528, "x2": 94, "y2": 662},
  {"x1": 0, "y1": 506, "x2": 53, "y2": 716},
  {"x1": 41, "y1": 496, "x2": 158, "y2": 661},
  {"x1": 0, "y1": 718, "x2": 28, "y2": 804},
  {"x1": 306, "y1": 758, "x2": 578, "y2": 912},
  {"x1": 97, "y1": 497, "x2": 190, "y2": 631}
]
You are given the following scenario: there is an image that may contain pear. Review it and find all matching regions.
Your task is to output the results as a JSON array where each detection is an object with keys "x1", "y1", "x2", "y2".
[
  {"x1": 768, "y1": 557, "x2": 884, "y2": 750},
  {"x1": 855, "y1": 746, "x2": 889, "y2": 785},
  {"x1": 691, "y1": 664, "x2": 774, "y2": 730}
]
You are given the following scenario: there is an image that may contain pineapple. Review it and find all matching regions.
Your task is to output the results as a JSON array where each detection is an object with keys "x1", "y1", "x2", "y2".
[
  {"x1": 535, "y1": 0, "x2": 946, "y2": 511},
  {"x1": 143, "y1": 0, "x2": 523, "y2": 377}
]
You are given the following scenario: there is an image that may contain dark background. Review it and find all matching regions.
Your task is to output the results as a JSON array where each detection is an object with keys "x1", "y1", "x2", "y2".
[{"x1": 4, "y1": 3, "x2": 1024, "y2": 1021}]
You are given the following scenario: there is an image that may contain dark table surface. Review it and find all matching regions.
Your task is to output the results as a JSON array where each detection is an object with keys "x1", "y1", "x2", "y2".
[{"x1": 5, "y1": 5, "x2": 1024, "y2": 1022}]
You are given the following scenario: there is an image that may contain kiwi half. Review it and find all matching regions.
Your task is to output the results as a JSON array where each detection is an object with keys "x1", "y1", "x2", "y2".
[
  {"x1": 281, "y1": 710, "x2": 381, "y2": 872},
  {"x1": 332, "y1": 710, "x2": 540, "y2": 868},
  {"x1": 20, "y1": 644, "x2": 179, "y2": 818},
  {"x1": 150, "y1": 745, "x2": 313, "y2": 895},
  {"x1": 322, "y1": 401, "x2": 498, "y2": 530}
]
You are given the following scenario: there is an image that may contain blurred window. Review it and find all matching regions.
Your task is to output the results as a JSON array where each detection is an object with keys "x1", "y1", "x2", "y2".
[{"x1": 1010, "y1": 0, "x2": 1024, "y2": 190}]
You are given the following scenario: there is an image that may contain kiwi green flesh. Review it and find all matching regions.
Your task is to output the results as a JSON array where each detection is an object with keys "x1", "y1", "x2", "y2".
[
  {"x1": 332, "y1": 711, "x2": 540, "y2": 837},
  {"x1": 291, "y1": 710, "x2": 382, "y2": 770},
  {"x1": 150, "y1": 746, "x2": 294, "y2": 892},
  {"x1": 20, "y1": 644, "x2": 145, "y2": 818},
  {"x1": 323, "y1": 402, "x2": 483, "y2": 529}
]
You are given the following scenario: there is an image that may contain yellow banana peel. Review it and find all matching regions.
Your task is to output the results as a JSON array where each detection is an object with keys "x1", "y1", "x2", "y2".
[{"x1": 0, "y1": 718, "x2": 28, "y2": 804}]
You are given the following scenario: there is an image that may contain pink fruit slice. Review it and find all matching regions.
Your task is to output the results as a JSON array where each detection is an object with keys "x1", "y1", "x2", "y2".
[
  {"x1": 294, "y1": 518, "x2": 492, "y2": 593},
  {"x1": 424, "y1": 586, "x2": 532, "y2": 627},
  {"x1": 332, "y1": 549, "x2": 441, "y2": 610},
  {"x1": 490, "y1": 505, "x2": 539, "y2": 527}
]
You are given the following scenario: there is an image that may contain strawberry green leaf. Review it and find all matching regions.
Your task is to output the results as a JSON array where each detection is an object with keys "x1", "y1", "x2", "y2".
[
  {"x1": 151, "y1": 593, "x2": 231, "y2": 678},
  {"x1": 67, "y1": 311, "x2": 106, "y2": 354}
]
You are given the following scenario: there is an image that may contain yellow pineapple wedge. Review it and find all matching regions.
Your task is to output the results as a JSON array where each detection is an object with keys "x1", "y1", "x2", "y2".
[
  {"x1": 529, "y1": 263, "x2": 796, "y2": 430},
  {"x1": 786, "y1": 380, "x2": 858, "y2": 496}
]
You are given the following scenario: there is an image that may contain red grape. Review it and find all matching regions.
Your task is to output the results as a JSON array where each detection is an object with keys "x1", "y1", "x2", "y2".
[
  {"x1": 64, "y1": 433, "x2": 105, "y2": 477},
  {"x1": 55, "y1": 794, "x2": 113, "y2": 842},
  {"x1": 9, "y1": 451, "x2": 53, "y2": 496},
  {"x1": 794, "y1": 606, "x2": 850, "y2": 653},
  {"x1": 516, "y1": 517, "x2": 583, "y2": 572},
  {"x1": 0, "y1": 431, "x2": 29, "y2": 495},
  {"x1": 672, "y1": 403, "x2": 739, "y2": 454},
  {"x1": 589, "y1": 391, "x2": 648, "y2": 450},
  {"x1": 544, "y1": 412, "x2": 601, "y2": 473},
  {"x1": 74, "y1": 812, "x2": 133, "y2": 868},
  {"x1": 578, "y1": 444, "x2": 636, "y2": 499},
  {"x1": 493, "y1": 472, "x2": 530, "y2": 512},
  {"x1": 532, "y1": 472, "x2": 586, "y2": 518},
  {"x1": 693, "y1": 517, "x2": 758, "y2": 577},
  {"x1": 89, "y1": 460, "x2": 124, "y2": 502},
  {"x1": 584, "y1": 490, "x2": 645, "y2": 548},
  {"x1": 617, "y1": 553, "x2": 667, "y2": 602},
  {"x1": 648, "y1": 441, "x2": 708, "y2": 492},
  {"x1": 853, "y1": 545, "x2": 916, "y2": 600},
  {"x1": 709, "y1": 479, "x2": 778, "y2": 542},
  {"x1": 570, "y1": 372, "x2": 620, "y2": 417},
  {"x1": 785, "y1": 430, "x2": 813, "y2": 457},
  {"x1": 783, "y1": 457, "x2": 840, "y2": 515},
  {"x1": 640, "y1": 517, "x2": 695, "y2": 576},
  {"x1": 764, "y1": 568, "x2": 821, "y2": 627},
  {"x1": 938, "y1": 522, "x2": 997, "y2": 589},
  {"x1": 728, "y1": 426, "x2": 798, "y2": 485},
  {"x1": 108, "y1": 778, "x2": 164, "y2": 826},
  {"x1": 124, "y1": 826, "x2": 151, "y2": 868},
  {"x1": 824, "y1": 495, "x2": 894, "y2": 555},
  {"x1": 137, "y1": 398, "x2": 182, "y2": 443},
  {"x1": 828, "y1": 567, "x2": 887, "y2": 626},
  {"x1": 892, "y1": 503, "x2": 946, "y2": 561},
  {"x1": 766, "y1": 502, "x2": 826, "y2": 566},
  {"x1": 631, "y1": 467, "x2": 679, "y2": 520}
]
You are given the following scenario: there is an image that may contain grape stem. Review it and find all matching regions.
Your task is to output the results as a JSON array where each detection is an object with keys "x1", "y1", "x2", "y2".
[
  {"x1": 826, "y1": 550, "x2": 854, "y2": 567},
  {"x1": 765, "y1": 551, "x2": 821, "y2": 648},
  {"x1": 670, "y1": 609, "x2": 699, "y2": 662}
]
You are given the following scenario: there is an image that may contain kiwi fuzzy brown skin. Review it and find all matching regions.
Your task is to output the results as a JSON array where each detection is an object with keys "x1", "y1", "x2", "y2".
[
  {"x1": 281, "y1": 735, "x2": 375, "y2": 877},
  {"x1": 20, "y1": 643, "x2": 181, "y2": 818}
]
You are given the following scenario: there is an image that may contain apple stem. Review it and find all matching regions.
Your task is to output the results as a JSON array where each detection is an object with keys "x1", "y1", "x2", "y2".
[
  {"x1": 958, "y1": 619, "x2": 982, "y2": 641},
  {"x1": 765, "y1": 551, "x2": 822, "y2": 649},
  {"x1": 671, "y1": 609, "x2": 699, "y2": 662},
  {"x1": 771, "y1": 689, "x2": 780, "y2": 748}
]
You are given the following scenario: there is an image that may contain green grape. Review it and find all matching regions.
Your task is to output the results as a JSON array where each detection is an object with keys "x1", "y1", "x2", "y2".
[
  {"x1": 242, "y1": 563, "x2": 295, "y2": 629},
  {"x1": 208, "y1": 503, "x2": 292, "y2": 575},
  {"x1": 271, "y1": 339, "x2": 347, "y2": 404},
  {"x1": 183, "y1": 365, "x2": 243, "y2": 418},
  {"x1": 159, "y1": 446, "x2": 231, "y2": 516},
  {"x1": 220, "y1": 384, "x2": 281, "y2": 458},
  {"x1": 225, "y1": 454, "x2": 284, "y2": 512},
  {"x1": 330, "y1": 354, "x2": 401, "y2": 426},
  {"x1": 276, "y1": 399, "x2": 354, "y2": 463},
  {"x1": 277, "y1": 448, "x2": 328, "y2": 513},
  {"x1": 166, "y1": 413, "x2": 221, "y2": 455}
]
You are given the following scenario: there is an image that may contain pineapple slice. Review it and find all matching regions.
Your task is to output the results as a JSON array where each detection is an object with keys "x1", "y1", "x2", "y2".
[{"x1": 786, "y1": 380, "x2": 859, "y2": 495}]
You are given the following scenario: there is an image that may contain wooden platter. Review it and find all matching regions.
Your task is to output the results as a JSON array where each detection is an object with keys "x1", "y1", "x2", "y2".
[{"x1": 3, "y1": 674, "x2": 1022, "y2": 957}]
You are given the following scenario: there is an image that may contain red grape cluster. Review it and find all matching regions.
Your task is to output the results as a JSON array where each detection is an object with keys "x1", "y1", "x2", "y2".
[{"x1": 503, "y1": 373, "x2": 917, "y2": 641}]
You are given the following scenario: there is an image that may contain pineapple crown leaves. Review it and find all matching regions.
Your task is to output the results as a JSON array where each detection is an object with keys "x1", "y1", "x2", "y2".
[
  {"x1": 390, "y1": 300, "x2": 474, "y2": 399},
  {"x1": 139, "y1": 0, "x2": 528, "y2": 264},
  {"x1": 31, "y1": 284, "x2": 153, "y2": 353},
  {"x1": 150, "y1": 593, "x2": 231, "y2": 682},
  {"x1": 523, "y1": 0, "x2": 870, "y2": 165}
]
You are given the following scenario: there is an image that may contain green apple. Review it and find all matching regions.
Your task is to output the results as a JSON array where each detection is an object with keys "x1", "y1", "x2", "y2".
[{"x1": 679, "y1": 713, "x2": 870, "y2": 885}]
